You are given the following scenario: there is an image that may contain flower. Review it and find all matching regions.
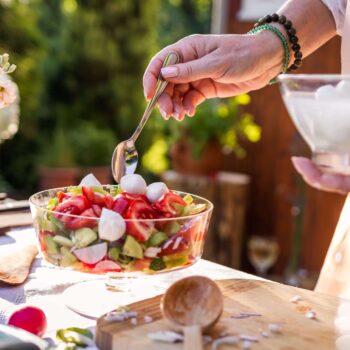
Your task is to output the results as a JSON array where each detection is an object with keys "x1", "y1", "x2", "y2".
[{"x1": 0, "y1": 74, "x2": 17, "y2": 109}]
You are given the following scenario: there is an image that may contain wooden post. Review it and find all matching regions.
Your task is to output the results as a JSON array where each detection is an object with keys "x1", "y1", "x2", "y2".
[{"x1": 162, "y1": 171, "x2": 250, "y2": 268}]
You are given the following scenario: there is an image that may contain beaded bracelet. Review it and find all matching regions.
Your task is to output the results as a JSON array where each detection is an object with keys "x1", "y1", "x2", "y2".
[
  {"x1": 255, "y1": 14, "x2": 302, "y2": 71},
  {"x1": 247, "y1": 24, "x2": 290, "y2": 84}
]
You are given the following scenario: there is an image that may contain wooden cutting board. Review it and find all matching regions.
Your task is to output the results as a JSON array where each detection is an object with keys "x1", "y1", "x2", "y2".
[{"x1": 96, "y1": 279, "x2": 340, "y2": 350}]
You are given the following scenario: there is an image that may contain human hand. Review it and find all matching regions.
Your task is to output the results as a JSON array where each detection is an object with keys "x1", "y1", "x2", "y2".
[
  {"x1": 143, "y1": 33, "x2": 284, "y2": 121},
  {"x1": 292, "y1": 157, "x2": 350, "y2": 194}
]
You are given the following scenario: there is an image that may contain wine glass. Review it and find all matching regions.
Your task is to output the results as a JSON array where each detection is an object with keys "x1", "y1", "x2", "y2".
[
  {"x1": 278, "y1": 74, "x2": 350, "y2": 174},
  {"x1": 248, "y1": 235, "x2": 279, "y2": 277},
  {"x1": 29, "y1": 187, "x2": 213, "y2": 318}
]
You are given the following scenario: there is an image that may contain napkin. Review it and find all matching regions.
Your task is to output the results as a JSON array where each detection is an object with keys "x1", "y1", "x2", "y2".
[{"x1": 0, "y1": 242, "x2": 38, "y2": 285}]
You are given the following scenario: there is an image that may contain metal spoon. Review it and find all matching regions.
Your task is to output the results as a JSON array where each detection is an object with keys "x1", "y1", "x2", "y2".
[
  {"x1": 111, "y1": 51, "x2": 180, "y2": 183},
  {"x1": 161, "y1": 276, "x2": 223, "y2": 350}
]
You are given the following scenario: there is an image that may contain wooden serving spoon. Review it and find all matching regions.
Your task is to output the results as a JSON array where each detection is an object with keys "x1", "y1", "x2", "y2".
[{"x1": 161, "y1": 276, "x2": 223, "y2": 350}]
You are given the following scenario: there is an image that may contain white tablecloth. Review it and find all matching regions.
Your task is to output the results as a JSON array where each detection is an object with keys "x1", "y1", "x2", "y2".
[{"x1": 0, "y1": 228, "x2": 259, "y2": 345}]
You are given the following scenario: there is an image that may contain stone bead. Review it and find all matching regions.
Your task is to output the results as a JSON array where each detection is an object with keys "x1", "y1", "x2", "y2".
[
  {"x1": 292, "y1": 43, "x2": 301, "y2": 51},
  {"x1": 288, "y1": 28, "x2": 296, "y2": 36},
  {"x1": 265, "y1": 15, "x2": 272, "y2": 23},
  {"x1": 278, "y1": 15, "x2": 286, "y2": 24},
  {"x1": 284, "y1": 20, "x2": 292, "y2": 29},
  {"x1": 271, "y1": 13, "x2": 279, "y2": 21},
  {"x1": 290, "y1": 35, "x2": 298, "y2": 44}
]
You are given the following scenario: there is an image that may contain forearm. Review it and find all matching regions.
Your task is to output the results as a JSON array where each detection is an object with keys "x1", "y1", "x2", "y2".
[{"x1": 278, "y1": 0, "x2": 337, "y2": 58}]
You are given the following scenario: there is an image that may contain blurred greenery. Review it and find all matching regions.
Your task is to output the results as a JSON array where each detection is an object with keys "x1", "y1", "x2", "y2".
[
  {"x1": 143, "y1": 96, "x2": 261, "y2": 174},
  {"x1": 0, "y1": 0, "x2": 259, "y2": 191},
  {"x1": 0, "y1": 0, "x2": 45, "y2": 191},
  {"x1": 0, "y1": 0, "x2": 158, "y2": 191}
]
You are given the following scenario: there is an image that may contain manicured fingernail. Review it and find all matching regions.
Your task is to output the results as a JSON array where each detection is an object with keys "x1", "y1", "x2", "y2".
[
  {"x1": 161, "y1": 66, "x2": 178, "y2": 78},
  {"x1": 186, "y1": 108, "x2": 195, "y2": 117}
]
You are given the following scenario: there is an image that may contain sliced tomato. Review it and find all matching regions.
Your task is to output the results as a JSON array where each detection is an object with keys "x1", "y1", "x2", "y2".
[
  {"x1": 153, "y1": 191, "x2": 186, "y2": 217},
  {"x1": 57, "y1": 191, "x2": 70, "y2": 203},
  {"x1": 112, "y1": 194, "x2": 130, "y2": 215},
  {"x1": 177, "y1": 217, "x2": 205, "y2": 243},
  {"x1": 131, "y1": 258, "x2": 152, "y2": 272},
  {"x1": 159, "y1": 233, "x2": 190, "y2": 256},
  {"x1": 103, "y1": 194, "x2": 114, "y2": 209},
  {"x1": 91, "y1": 204, "x2": 102, "y2": 217},
  {"x1": 54, "y1": 195, "x2": 90, "y2": 215},
  {"x1": 125, "y1": 198, "x2": 158, "y2": 241},
  {"x1": 64, "y1": 208, "x2": 97, "y2": 230}
]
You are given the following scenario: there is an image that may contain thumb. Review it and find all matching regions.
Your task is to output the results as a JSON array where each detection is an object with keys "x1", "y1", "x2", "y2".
[{"x1": 161, "y1": 55, "x2": 217, "y2": 84}]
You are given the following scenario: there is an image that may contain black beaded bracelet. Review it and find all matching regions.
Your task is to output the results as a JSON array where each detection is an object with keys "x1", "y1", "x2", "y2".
[{"x1": 254, "y1": 13, "x2": 303, "y2": 72}]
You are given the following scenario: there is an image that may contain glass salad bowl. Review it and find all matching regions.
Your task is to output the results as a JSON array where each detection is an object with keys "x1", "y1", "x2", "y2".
[
  {"x1": 29, "y1": 184, "x2": 213, "y2": 276},
  {"x1": 278, "y1": 74, "x2": 350, "y2": 175},
  {"x1": 29, "y1": 175, "x2": 214, "y2": 318}
]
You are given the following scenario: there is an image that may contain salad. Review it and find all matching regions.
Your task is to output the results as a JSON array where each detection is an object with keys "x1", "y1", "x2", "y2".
[{"x1": 31, "y1": 174, "x2": 212, "y2": 274}]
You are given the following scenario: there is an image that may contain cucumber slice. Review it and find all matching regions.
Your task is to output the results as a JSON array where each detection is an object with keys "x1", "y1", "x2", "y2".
[
  {"x1": 163, "y1": 252, "x2": 189, "y2": 269},
  {"x1": 60, "y1": 247, "x2": 77, "y2": 267},
  {"x1": 163, "y1": 221, "x2": 181, "y2": 235},
  {"x1": 71, "y1": 228, "x2": 97, "y2": 248},
  {"x1": 147, "y1": 232, "x2": 168, "y2": 247},
  {"x1": 48, "y1": 214, "x2": 69, "y2": 235},
  {"x1": 123, "y1": 235, "x2": 143, "y2": 259},
  {"x1": 108, "y1": 247, "x2": 121, "y2": 262},
  {"x1": 44, "y1": 235, "x2": 59, "y2": 255},
  {"x1": 53, "y1": 235, "x2": 74, "y2": 248}
]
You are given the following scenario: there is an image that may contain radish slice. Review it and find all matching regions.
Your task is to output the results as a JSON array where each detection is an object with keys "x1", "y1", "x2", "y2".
[
  {"x1": 99, "y1": 208, "x2": 126, "y2": 241},
  {"x1": 144, "y1": 247, "x2": 161, "y2": 258},
  {"x1": 94, "y1": 260, "x2": 121, "y2": 272},
  {"x1": 73, "y1": 242, "x2": 107, "y2": 264},
  {"x1": 146, "y1": 182, "x2": 169, "y2": 203},
  {"x1": 120, "y1": 174, "x2": 147, "y2": 195},
  {"x1": 79, "y1": 173, "x2": 102, "y2": 188}
]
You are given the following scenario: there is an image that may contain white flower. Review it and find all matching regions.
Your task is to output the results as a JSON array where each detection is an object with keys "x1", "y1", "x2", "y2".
[{"x1": 0, "y1": 74, "x2": 18, "y2": 109}]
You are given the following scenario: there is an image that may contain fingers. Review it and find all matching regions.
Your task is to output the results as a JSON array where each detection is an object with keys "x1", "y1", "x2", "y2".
[
  {"x1": 182, "y1": 89, "x2": 206, "y2": 116},
  {"x1": 160, "y1": 54, "x2": 218, "y2": 84},
  {"x1": 292, "y1": 157, "x2": 350, "y2": 195},
  {"x1": 143, "y1": 49, "x2": 172, "y2": 100}
]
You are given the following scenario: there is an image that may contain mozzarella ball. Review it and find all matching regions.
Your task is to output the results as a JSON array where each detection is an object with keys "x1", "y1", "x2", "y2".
[
  {"x1": 315, "y1": 84, "x2": 338, "y2": 100},
  {"x1": 146, "y1": 182, "x2": 169, "y2": 203},
  {"x1": 120, "y1": 174, "x2": 147, "y2": 195},
  {"x1": 336, "y1": 80, "x2": 350, "y2": 98}
]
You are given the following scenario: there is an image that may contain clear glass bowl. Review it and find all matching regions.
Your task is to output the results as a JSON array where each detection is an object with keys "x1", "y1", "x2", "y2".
[
  {"x1": 278, "y1": 74, "x2": 350, "y2": 174},
  {"x1": 29, "y1": 187, "x2": 213, "y2": 275}
]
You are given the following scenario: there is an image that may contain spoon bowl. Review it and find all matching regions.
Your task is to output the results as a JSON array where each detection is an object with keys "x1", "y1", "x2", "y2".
[
  {"x1": 111, "y1": 140, "x2": 138, "y2": 183},
  {"x1": 111, "y1": 51, "x2": 180, "y2": 183},
  {"x1": 161, "y1": 276, "x2": 223, "y2": 350}
]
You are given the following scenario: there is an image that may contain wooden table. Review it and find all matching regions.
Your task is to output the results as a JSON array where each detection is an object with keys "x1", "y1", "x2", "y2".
[{"x1": 0, "y1": 229, "x2": 346, "y2": 350}]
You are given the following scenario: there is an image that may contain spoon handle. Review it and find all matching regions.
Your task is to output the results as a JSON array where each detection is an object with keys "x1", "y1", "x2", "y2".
[
  {"x1": 183, "y1": 325, "x2": 203, "y2": 350},
  {"x1": 130, "y1": 51, "x2": 180, "y2": 142}
]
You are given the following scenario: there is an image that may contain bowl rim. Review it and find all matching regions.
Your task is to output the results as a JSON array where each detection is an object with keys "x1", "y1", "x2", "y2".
[
  {"x1": 278, "y1": 73, "x2": 350, "y2": 81},
  {"x1": 29, "y1": 186, "x2": 214, "y2": 222}
]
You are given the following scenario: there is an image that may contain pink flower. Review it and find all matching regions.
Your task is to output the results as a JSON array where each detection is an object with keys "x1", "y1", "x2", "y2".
[{"x1": 0, "y1": 74, "x2": 17, "y2": 109}]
